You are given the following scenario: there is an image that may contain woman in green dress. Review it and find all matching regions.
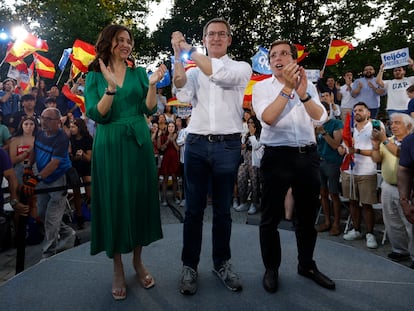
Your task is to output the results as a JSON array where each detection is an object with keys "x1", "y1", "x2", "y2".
[{"x1": 84, "y1": 24, "x2": 166, "y2": 300}]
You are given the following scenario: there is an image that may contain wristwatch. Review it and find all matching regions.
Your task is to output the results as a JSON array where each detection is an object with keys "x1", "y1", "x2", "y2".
[
  {"x1": 382, "y1": 139, "x2": 390, "y2": 145},
  {"x1": 300, "y1": 93, "x2": 312, "y2": 103},
  {"x1": 10, "y1": 199, "x2": 19, "y2": 206}
]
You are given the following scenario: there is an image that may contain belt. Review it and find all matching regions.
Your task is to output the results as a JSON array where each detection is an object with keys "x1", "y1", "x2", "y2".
[
  {"x1": 189, "y1": 133, "x2": 240, "y2": 143},
  {"x1": 265, "y1": 144, "x2": 317, "y2": 154}
]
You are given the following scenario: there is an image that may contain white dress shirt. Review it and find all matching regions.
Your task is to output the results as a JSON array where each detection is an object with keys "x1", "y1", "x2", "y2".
[
  {"x1": 176, "y1": 55, "x2": 252, "y2": 135},
  {"x1": 253, "y1": 76, "x2": 327, "y2": 147}
]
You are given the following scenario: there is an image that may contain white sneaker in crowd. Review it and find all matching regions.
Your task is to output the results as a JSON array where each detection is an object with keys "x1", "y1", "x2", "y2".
[
  {"x1": 235, "y1": 203, "x2": 249, "y2": 212},
  {"x1": 162, "y1": 200, "x2": 168, "y2": 206},
  {"x1": 247, "y1": 203, "x2": 257, "y2": 215},
  {"x1": 232, "y1": 199, "x2": 238, "y2": 209},
  {"x1": 343, "y1": 229, "x2": 362, "y2": 241},
  {"x1": 175, "y1": 198, "x2": 181, "y2": 205},
  {"x1": 180, "y1": 199, "x2": 186, "y2": 207},
  {"x1": 366, "y1": 233, "x2": 378, "y2": 249}
]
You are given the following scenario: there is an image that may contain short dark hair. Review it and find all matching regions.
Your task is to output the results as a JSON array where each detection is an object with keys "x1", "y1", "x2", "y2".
[
  {"x1": 407, "y1": 85, "x2": 414, "y2": 93},
  {"x1": 268, "y1": 40, "x2": 298, "y2": 60},
  {"x1": 45, "y1": 97, "x2": 56, "y2": 104},
  {"x1": 353, "y1": 102, "x2": 369, "y2": 110},
  {"x1": 20, "y1": 94, "x2": 36, "y2": 102}
]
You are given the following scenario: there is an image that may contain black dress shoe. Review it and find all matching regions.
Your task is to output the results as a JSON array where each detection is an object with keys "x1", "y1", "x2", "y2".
[
  {"x1": 263, "y1": 269, "x2": 278, "y2": 293},
  {"x1": 298, "y1": 264, "x2": 335, "y2": 290}
]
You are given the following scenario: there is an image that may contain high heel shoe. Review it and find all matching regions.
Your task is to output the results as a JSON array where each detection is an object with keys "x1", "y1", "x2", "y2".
[{"x1": 112, "y1": 286, "x2": 127, "y2": 300}]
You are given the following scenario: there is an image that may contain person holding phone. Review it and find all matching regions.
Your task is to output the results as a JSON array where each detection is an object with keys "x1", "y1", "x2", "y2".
[{"x1": 339, "y1": 102, "x2": 380, "y2": 249}]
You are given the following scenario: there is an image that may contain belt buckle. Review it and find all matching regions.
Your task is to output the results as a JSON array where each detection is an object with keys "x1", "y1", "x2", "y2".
[
  {"x1": 207, "y1": 134, "x2": 215, "y2": 142},
  {"x1": 298, "y1": 146, "x2": 306, "y2": 154}
]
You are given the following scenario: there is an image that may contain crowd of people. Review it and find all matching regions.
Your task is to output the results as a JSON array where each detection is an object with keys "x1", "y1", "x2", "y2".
[{"x1": 1, "y1": 17, "x2": 414, "y2": 301}]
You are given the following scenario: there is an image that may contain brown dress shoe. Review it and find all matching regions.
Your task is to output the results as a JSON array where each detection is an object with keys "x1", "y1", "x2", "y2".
[
  {"x1": 329, "y1": 225, "x2": 341, "y2": 236},
  {"x1": 315, "y1": 223, "x2": 330, "y2": 232}
]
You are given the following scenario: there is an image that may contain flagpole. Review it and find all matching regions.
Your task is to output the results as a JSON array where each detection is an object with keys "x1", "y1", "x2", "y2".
[
  {"x1": 321, "y1": 36, "x2": 334, "y2": 73},
  {"x1": 56, "y1": 69, "x2": 65, "y2": 85}
]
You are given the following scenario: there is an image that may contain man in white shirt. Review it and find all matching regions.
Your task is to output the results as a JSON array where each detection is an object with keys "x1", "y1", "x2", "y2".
[
  {"x1": 171, "y1": 18, "x2": 252, "y2": 295},
  {"x1": 339, "y1": 102, "x2": 379, "y2": 249},
  {"x1": 339, "y1": 70, "x2": 358, "y2": 120},
  {"x1": 253, "y1": 40, "x2": 334, "y2": 293},
  {"x1": 376, "y1": 61, "x2": 414, "y2": 118}
]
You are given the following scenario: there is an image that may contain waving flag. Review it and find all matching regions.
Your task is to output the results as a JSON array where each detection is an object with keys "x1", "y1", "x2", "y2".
[
  {"x1": 244, "y1": 73, "x2": 272, "y2": 103},
  {"x1": 70, "y1": 39, "x2": 95, "y2": 73},
  {"x1": 295, "y1": 44, "x2": 309, "y2": 63},
  {"x1": 148, "y1": 70, "x2": 171, "y2": 88},
  {"x1": 251, "y1": 46, "x2": 272, "y2": 74},
  {"x1": 61, "y1": 84, "x2": 85, "y2": 113},
  {"x1": 58, "y1": 48, "x2": 72, "y2": 71},
  {"x1": 4, "y1": 42, "x2": 28, "y2": 71},
  {"x1": 33, "y1": 52, "x2": 55, "y2": 79},
  {"x1": 325, "y1": 39, "x2": 354, "y2": 66},
  {"x1": 5, "y1": 33, "x2": 48, "y2": 61},
  {"x1": 340, "y1": 111, "x2": 354, "y2": 171},
  {"x1": 166, "y1": 96, "x2": 190, "y2": 107}
]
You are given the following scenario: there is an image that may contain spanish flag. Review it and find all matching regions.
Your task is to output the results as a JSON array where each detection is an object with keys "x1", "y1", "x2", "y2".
[
  {"x1": 61, "y1": 84, "x2": 85, "y2": 113},
  {"x1": 325, "y1": 39, "x2": 354, "y2": 66},
  {"x1": 166, "y1": 96, "x2": 190, "y2": 107},
  {"x1": 295, "y1": 44, "x2": 309, "y2": 63},
  {"x1": 4, "y1": 33, "x2": 48, "y2": 61},
  {"x1": 33, "y1": 52, "x2": 55, "y2": 79},
  {"x1": 243, "y1": 73, "x2": 272, "y2": 103},
  {"x1": 4, "y1": 43, "x2": 30, "y2": 71},
  {"x1": 70, "y1": 39, "x2": 96, "y2": 73}
]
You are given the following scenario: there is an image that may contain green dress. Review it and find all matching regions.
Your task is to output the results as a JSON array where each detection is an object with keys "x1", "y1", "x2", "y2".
[{"x1": 85, "y1": 66, "x2": 162, "y2": 258}]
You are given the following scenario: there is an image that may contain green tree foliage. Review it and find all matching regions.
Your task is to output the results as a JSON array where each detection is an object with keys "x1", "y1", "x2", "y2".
[
  {"x1": 152, "y1": 0, "x2": 383, "y2": 71},
  {"x1": 1, "y1": 0, "x2": 151, "y2": 84}
]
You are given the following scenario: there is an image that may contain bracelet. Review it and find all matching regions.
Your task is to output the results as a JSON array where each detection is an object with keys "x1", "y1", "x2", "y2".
[
  {"x1": 105, "y1": 88, "x2": 116, "y2": 95},
  {"x1": 321, "y1": 132, "x2": 327, "y2": 136},
  {"x1": 300, "y1": 93, "x2": 312, "y2": 103},
  {"x1": 356, "y1": 148, "x2": 361, "y2": 154},
  {"x1": 279, "y1": 90, "x2": 293, "y2": 99}
]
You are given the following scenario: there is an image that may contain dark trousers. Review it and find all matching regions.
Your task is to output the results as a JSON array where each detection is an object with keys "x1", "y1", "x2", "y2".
[
  {"x1": 259, "y1": 146, "x2": 320, "y2": 270},
  {"x1": 181, "y1": 134, "x2": 241, "y2": 270}
]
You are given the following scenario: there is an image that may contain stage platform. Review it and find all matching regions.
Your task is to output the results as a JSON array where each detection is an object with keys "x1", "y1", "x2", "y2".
[{"x1": 1, "y1": 223, "x2": 414, "y2": 311}]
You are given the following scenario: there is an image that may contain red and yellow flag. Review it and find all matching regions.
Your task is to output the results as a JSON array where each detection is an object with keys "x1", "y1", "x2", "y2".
[
  {"x1": 326, "y1": 39, "x2": 354, "y2": 66},
  {"x1": 295, "y1": 44, "x2": 309, "y2": 63},
  {"x1": 243, "y1": 73, "x2": 272, "y2": 103},
  {"x1": 61, "y1": 84, "x2": 85, "y2": 113},
  {"x1": 166, "y1": 96, "x2": 190, "y2": 107},
  {"x1": 33, "y1": 52, "x2": 55, "y2": 79},
  {"x1": 5, "y1": 33, "x2": 48, "y2": 61},
  {"x1": 69, "y1": 39, "x2": 96, "y2": 73}
]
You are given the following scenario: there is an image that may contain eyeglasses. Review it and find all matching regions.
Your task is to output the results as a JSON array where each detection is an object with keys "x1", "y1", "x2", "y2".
[
  {"x1": 269, "y1": 50, "x2": 293, "y2": 59},
  {"x1": 205, "y1": 31, "x2": 230, "y2": 38},
  {"x1": 41, "y1": 116, "x2": 60, "y2": 122},
  {"x1": 247, "y1": 121, "x2": 255, "y2": 124}
]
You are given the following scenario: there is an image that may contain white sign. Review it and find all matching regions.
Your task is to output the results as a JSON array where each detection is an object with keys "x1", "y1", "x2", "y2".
[
  {"x1": 381, "y1": 47, "x2": 410, "y2": 69},
  {"x1": 305, "y1": 69, "x2": 320, "y2": 82},
  {"x1": 7, "y1": 66, "x2": 20, "y2": 80}
]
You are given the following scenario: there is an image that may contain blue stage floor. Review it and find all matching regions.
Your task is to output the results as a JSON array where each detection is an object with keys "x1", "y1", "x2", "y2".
[{"x1": 1, "y1": 223, "x2": 414, "y2": 311}]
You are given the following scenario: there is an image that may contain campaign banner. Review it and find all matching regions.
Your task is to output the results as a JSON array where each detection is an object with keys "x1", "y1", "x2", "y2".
[
  {"x1": 305, "y1": 69, "x2": 320, "y2": 83},
  {"x1": 381, "y1": 48, "x2": 410, "y2": 69}
]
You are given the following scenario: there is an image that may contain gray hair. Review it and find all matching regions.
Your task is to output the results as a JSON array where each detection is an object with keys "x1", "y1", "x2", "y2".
[
  {"x1": 390, "y1": 112, "x2": 414, "y2": 133},
  {"x1": 42, "y1": 107, "x2": 62, "y2": 119}
]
